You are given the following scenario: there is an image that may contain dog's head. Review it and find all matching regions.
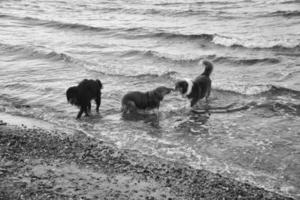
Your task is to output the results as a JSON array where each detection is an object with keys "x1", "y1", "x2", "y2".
[
  {"x1": 66, "y1": 86, "x2": 79, "y2": 105},
  {"x1": 152, "y1": 86, "x2": 173, "y2": 100},
  {"x1": 175, "y1": 80, "x2": 188, "y2": 94},
  {"x1": 96, "y1": 79, "x2": 103, "y2": 90},
  {"x1": 175, "y1": 79, "x2": 193, "y2": 97}
]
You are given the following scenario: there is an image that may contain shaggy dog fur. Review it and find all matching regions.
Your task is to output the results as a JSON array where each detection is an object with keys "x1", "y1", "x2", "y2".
[
  {"x1": 66, "y1": 79, "x2": 103, "y2": 119},
  {"x1": 121, "y1": 86, "x2": 173, "y2": 113},
  {"x1": 175, "y1": 60, "x2": 213, "y2": 107}
]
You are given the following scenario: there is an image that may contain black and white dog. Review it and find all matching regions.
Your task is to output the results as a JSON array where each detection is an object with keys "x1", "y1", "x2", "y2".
[
  {"x1": 175, "y1": 60, "x2": 213, "y2": 107},
  {"x1": 66, "y1": 79, "x2": 103, "y2": 119},
  {"x1": 121, "y1": 86, "x2": 173, "y2": 114}
]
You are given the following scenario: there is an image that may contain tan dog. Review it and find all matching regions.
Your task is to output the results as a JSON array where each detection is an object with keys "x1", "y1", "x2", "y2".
[{"x1": 121, "y1": 86, "x2": 173, "y2": 113}]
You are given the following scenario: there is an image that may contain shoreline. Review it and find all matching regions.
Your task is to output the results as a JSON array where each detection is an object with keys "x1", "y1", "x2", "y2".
[{"x1": 0, "y1": 119, "x2": 295, "y2": 199}]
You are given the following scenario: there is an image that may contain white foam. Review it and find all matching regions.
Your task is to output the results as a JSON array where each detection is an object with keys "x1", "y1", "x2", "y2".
[{"x1": 213, "y1": 35, "x2": 299, "y2": 49}]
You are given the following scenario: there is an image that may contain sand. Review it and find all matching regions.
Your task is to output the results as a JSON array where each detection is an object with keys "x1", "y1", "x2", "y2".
[{"x1": 0, "y1": 122, "x2": 294, "y2": 200}]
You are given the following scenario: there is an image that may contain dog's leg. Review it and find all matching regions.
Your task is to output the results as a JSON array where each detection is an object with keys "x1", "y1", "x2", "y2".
[
  {"x1": 155, "y1": 103, "x2": 160, "y2": 116},
  {"x1": 206, "y1": 83, "x2": 211, "y2": 103},
  {"x1": 153, "y1": 108, "x2": 159, "y2": 117},
  {"x1": 127, "y1": 101, "x2": 136, "y2": 113},
  {"x1": 87, "y1": 102, "x2": 91, "y2": 112},
  {"x1": 84, "y1": 107, "x2": 89, "y2": 117},
  {"x1": 191, "y1": 97, "x2": 198, "y2": 107},
  {"x1": 121, "y1": 105, "x2": 128, "y2": 114},
  {"x1": 95, "y1": 94, "x2": 101, "y2": 112},
  {"x1": 77, "y1": 107, "x2": 84, "y2": 119},
  {"x1": 191, "y1": 86, "x2": 201, "y2": 107}
]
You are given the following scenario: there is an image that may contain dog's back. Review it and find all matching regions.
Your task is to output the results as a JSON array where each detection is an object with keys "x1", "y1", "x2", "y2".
[
  {"x1": 194, "y1": 60, "x2": 213, "y2": 99},
  {"x1": 77, "y1": 79, "x2": 102, "y2": 100},
  {"x1": 121, "y1": 87, "x2": 172, "y2": 113}
]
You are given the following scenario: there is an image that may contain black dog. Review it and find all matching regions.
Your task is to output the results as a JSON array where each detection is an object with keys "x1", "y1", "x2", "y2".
[
  {"x1": 66, "y1": 79, "x2": 103, "y2": 119},
  {"x1": 175, "y1": 60, "x2": 213, "y2": 107},
  {"x1": 121, "y1": 86, "x2": 173, "y2": 113}
]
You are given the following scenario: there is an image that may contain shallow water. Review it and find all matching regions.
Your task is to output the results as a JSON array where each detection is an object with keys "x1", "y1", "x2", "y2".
[{"x1": 0, "y1": 0, "x2": 299, "y2": 198}]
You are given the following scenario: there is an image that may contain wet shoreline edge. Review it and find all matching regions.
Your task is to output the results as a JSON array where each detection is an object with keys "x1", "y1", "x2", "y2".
[{"x1": 0, "y1": 119, "x2": 294, "y2": 199}]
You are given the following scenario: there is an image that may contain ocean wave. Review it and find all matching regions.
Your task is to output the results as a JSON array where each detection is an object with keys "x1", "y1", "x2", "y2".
[
  {"x1": 258, "y1": 85, "x2": 300, "y2": 98},
  {"x1": 139, "y1": 31, "x2": 299, "y2": 51},
  {"x1": 134, "y1": 31, "x2": 299, "y2": 51},
  {"x1": 0, "y1": 43, "x2": 178, "y2": 80},
  {"x1": 121, "y1": 49, "x2": 280, "y2": 66},
  {"x1": 0, "y1": 14, "x2": 111, "y2": 32},
  {"x1": 130, "y1": 8, "x2": 210, "y2": 17},
  {"x1": 155, "y1": 1, "x2": 235, "y2": 6},
  {"x1": 280, "y1": 0, "x2": 300, "y2": 4},
  {"x1": 237, "y1": 101, "x2": 299, "y2": 116},
  {"x1": 214, "y1": 84, "x2": 300, "y2": 97},
  {"x1": 0, "y1": 13, "x2": 152, "y2": 36},
  {"x1": 85, "y1": 64, "x2": 178, "y2": 80},
  {"x1": 243, "y1": 100, "x2": 300, "y2": 116},
  {"x1": 138, "y1": 32, "x2": 214, "y2": 41},
  {"x1": 279, "y1": 71, "x2": 300, "y2": 81},
  {"x1": 121, "y1": 49, "x2": 204, "y2": 64},
  {"x1": 2, "y1": 13, "x2": 297, "y2": 51},
  {"x1": 133, "y1": 71, "x2": 178, "y2": 79},
  {"x1": 0, "y1": 43, "x2": 77, "y2": 64},
  {"x1": 212, "y1": 35, "x2": 300, "y2": 50},
  {"x1": 268, "y1": 10, "x2": 300, "y2": 18},
  {"x1": 0, "y1": 13, "x2": 137, "y2": 33},
  {"x1": 212, "y1": 56, "x2": 280, "y2": 65},
  {"x1": 204, "y1": 85, "x2": 300, "y2": 116}
]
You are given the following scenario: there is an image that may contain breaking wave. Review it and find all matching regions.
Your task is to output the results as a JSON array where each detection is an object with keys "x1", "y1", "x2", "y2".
[{"x1": 213, "y1": 35, "x2": 300, "y2": 50}]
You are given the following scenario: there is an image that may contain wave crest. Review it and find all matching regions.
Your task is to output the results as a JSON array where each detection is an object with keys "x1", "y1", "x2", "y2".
[
  {"x1": 0, "y1": 14, "x2": 126, "y2": 33},
  {"x1": 269, "y1": 10, "x2": 300, "y2": 18},
  {"x1": 121, "y1": 49, "x2": 280, "y2": 66},
  {"x1": 121, "y1": 49, "x2": 203, "y2": 64},
  {"x1": 85, "y1": 64, "x2": 178, "y2": 80},
  {"x1": 139, "y1": 32, "x2": 214, "y2": 41},
  {"x1": 0, "y1": 43, "x2": 77, "y2": 63},
  {"x1": 213, "y1": 35, "x2": 300, "y2": 50},
  {"x1": 213, "y1": 56, "x2": 280, "y2": 65}
]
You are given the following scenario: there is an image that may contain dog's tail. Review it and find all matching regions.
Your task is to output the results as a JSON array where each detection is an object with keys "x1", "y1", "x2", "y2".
[
  {"x1": 96, "y1": 79, "x2": 103, "y2": 89},
  {"x1": 201, "y1": 60, "x2": 213, "y2": 76}
]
